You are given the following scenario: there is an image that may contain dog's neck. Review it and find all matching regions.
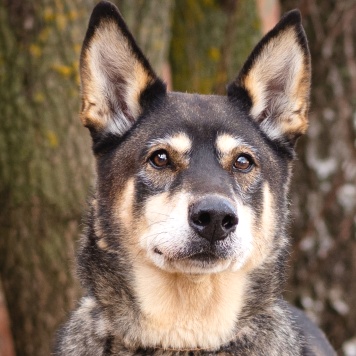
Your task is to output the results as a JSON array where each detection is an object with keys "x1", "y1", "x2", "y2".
[{"x1": 131, "y1": 260, "x2": 247, "y2": 350}]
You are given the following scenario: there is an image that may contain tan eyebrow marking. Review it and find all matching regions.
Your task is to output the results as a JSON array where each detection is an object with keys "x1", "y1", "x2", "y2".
[
  {"x1": 215, "y1": 133, "x2": 257, "y2": 170},
  {"x1": 149, "y1": 132, "x2": 192, "y2": 154},
  {"x1": 216, "y1": 134, "x2": 246, "y2": 155}
]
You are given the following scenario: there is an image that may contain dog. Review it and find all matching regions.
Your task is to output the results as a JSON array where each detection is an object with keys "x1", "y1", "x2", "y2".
[{"x1": 54, "y1": 2, "x2": 336, "y2": 355}]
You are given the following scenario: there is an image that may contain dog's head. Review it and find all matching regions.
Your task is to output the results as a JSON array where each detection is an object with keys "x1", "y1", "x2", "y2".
[{"x1": 80, "y1": 2, "x2": 310, "y2": 276}]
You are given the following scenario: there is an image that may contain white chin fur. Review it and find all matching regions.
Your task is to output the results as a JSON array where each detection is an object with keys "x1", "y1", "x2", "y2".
[
  {"x1": 147, "y1": 241, "x2": 252, "y2": 274},
  {"x1": 148, "y1": 252, "x2": 235, "y2": 274}
]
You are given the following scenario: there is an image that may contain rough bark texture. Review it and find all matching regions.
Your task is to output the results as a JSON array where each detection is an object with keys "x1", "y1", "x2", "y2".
[
  {"x1": 0, "y1": 281, "x2": 15, "y2": 356},
  {"x1": 170, "y1": 0, "x2": 260, "y2": 94},
  {"x1": 280, "y1": 0, "x2": 356, "y2": 353},
  {"x1": 0, "y1": 1, "x2": 96, "y2": 355}
]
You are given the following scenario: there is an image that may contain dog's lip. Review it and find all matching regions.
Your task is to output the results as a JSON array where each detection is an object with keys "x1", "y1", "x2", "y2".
[
  {"x1": 187, "y1": 251, "x2": 218, "y2": 261},
  {"x1": 154, "y1": 247, "x2": 220, "y2": 261}
]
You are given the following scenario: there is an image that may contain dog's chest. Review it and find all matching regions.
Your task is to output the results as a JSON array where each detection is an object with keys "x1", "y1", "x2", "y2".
[{"x1": 131, "y1": 263, "x2": 247, "y2": 350}]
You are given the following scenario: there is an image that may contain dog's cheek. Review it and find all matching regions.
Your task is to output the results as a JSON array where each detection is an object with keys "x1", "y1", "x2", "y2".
[
  {"x1": 227, "y1": 202, "x2": 254, "y2": 272},
  {"x1": 111, "y1": 178, "x2": 138, "y2": 251},
  {"x1": 138, "y1": 192, "x2": 191, "y2": 260},
  {"x1": 248, "y1": 182, "x2": 277, "y2": 270},
  {"x1": 139, "y1": 191, "x2": 170, "y2": 248}
]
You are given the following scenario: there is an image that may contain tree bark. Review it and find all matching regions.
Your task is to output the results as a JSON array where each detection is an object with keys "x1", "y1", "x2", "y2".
[
  {"x1": 0, "y1": 1, "x2": 97, "y2": 355},
  {"x1": 280, "y1": 0, "x2": 356, "y2": 352},
  {"x1": 170, "y1": 0, "x2": 261, "y2": 94}
]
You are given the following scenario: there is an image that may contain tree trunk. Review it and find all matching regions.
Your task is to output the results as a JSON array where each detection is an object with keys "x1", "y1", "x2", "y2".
[
  {"x1": 0, "y1": 1, "x2": 96, "y2": 355},
  {"x1": 280, "y1": 0, "x2": 356, "y2": 352},
  {"x1": 169, "y1": 0, "x2": 261, "y2": 94}
]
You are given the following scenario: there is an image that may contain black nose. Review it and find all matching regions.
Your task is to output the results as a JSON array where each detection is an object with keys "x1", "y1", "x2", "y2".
[{"x1": 189, "y1": 196, "x2": 238, "y2": 243}]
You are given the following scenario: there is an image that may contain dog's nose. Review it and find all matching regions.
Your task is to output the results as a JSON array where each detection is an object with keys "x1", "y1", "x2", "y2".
[{"x1": 189, "y1": 196, "x2": 238, "y2": 243}]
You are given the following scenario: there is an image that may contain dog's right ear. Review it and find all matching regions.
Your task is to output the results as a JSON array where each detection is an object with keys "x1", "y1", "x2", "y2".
[{"x1": 80, "y1": 1, "x2": 166, "y2": 139}]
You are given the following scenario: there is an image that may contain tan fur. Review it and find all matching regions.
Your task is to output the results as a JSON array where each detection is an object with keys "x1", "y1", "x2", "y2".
[
  {"x1": 215, "y1": 134, "x2": 255, "y2": 169},
  {"x1": 80, "y1": 21, "x2": 154, "y2": 134},
  {"x1": 165, "y1": 133, "x2": 192, "y2": 155},
  {"x1": 92, "y1": 198, "x2": 108, "y2": 248},
  {"x1": 77, "y1": 296, "x2": 96, "y2": 317},
  {"x1": 246, "y1": 182, "x2": 277, "y2": 270},
  {"x1": 96, "y1": 238, "x2": 109, "y2": 250},
  {"x1": 230, "y1": 201, "x2": 255, "y2": 271},
  {"x1": 114, "y1": 185, "x2": 249, "y2": 349},
  {"x1": 141, "y1": 191, "x2": 171, "y2": 235},
  {"x1": 128, "y1": 60, "x2": 153, "y2": 118},
  {"x1": 242, "y1": 27, "x2": 309, "y2": 139},
  {"x1": 92, "y1": 204, "x2": 104, "y2": 240},
  {"x1": 215, "y1": 134, "x2": 246, "y2": 156},
  {"x1": 146, "y1": 133, "x2": 192, "y2": 166},
  {"x1": 116, "y1": 178, "x2": 135, "y2": 234},
  {"x1": 115, "y1": 184, "x2": 253, "y2": 348},
  {"x1": 134, "y1": 261, "x2": 247, "y2": 350}
]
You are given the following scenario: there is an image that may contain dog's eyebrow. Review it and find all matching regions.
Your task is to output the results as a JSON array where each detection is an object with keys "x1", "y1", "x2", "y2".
[
  {"x1": 215, "y1": 133, "x2": 255, "y2": 155},
  {"x1": 148, "y1": 132, "x2": 192, "y2": 154}
]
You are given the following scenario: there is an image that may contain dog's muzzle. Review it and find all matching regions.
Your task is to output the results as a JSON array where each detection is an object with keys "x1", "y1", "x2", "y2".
[{"x1": 189, "y1": 195, "x2": 238, "y2": 243}]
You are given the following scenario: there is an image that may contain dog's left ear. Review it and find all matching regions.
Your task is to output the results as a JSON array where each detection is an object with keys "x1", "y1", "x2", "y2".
[
  {"x1": 227, "y1": 10, "x2": 311, "y2": 148},
  {"x1": 80, "y1": 1, "x2": 166, "y2": 138}
]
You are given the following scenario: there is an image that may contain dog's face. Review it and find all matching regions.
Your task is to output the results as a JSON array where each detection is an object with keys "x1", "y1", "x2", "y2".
[
  {"x1": 80, "y1": 2, "x2": 310, "y2": 275},
  {"x1": 107, "y1": 93, "x2": 288, "y2": 275}
]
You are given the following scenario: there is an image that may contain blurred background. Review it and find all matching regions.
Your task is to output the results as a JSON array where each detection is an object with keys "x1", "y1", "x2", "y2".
[{"x1": 0, "y1": 0, "x2": 355, "y2": 355}]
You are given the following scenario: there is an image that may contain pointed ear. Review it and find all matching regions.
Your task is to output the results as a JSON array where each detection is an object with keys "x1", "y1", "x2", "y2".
[
  {"x1": 80, "y1": 1, "x2": 166, "y2": 138},
  {"x1": 227, "y1": 10, "x2": 311, "y2": 148}
]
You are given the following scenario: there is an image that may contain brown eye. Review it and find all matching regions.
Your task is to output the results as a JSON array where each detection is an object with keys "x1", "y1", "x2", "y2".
[
  {"x1": 149, "y1": 149, "x2": 170, "y2": 168},
  {"x1": 233, "y1": 154, "x2": 254, "y2": 172}
]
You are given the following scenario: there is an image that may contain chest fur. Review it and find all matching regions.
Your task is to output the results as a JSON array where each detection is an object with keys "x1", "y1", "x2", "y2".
[{"x1": 133, "y1": 262, "x2": 247, "y2": 350}]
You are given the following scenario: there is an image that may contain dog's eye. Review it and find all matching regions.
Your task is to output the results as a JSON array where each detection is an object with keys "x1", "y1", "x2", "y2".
[
  {"x1": 149, "y1": 149, "x2": 170, "y2": 168},
  {"x1": 233, "y1": 154, "x2": 254, "y2": 172}
]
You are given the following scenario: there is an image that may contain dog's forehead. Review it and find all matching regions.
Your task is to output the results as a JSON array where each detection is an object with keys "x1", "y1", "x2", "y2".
[
  {"x1": 164, "y1": 92, "x2": 237, "y2": 121},
  {"x1": 144, "y1": 92, "x2": 257, "y2": 146}
]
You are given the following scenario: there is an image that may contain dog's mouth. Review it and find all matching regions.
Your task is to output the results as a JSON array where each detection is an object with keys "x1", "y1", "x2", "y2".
[
  {"x1": 187, "y1": 251, "x2": 218, "y2": 262},
  {"x1": 151, "y1": 243, "x2": 239, "y2": 274},
  {"x1": 154, "y1": 247, "x2": 221, "y2": 263}
]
